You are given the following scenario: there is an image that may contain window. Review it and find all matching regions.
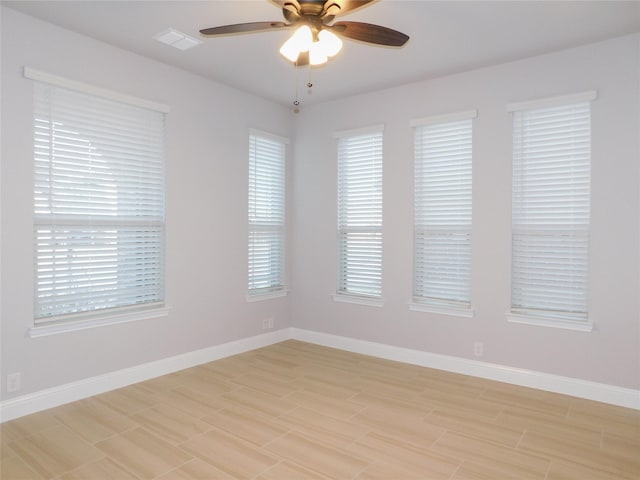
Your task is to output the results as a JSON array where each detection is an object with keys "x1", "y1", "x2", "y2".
[
  {"x1": 335, "y1": 126, "x2": 384, "y2": 303},
  {"x1": 411, "y1": 111, "x2": 475, "y2": 316},
  {"x1": 247, "y1": 130, "x2": 287, "y2": 298},
  {"x1": 507, "y1": 91, "x2": 596, "y2": 331},
  {"x1": 30, "y1": 68, "x2": 168, "y2": 328}
]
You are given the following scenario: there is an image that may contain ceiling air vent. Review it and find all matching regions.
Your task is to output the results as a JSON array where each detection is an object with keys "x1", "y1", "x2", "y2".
[{"x1": 153, "y1": 28, "x2": 202, "y2": 51}]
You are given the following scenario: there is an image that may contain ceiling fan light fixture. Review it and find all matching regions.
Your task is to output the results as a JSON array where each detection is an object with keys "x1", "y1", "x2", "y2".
[
  {"x1": 280, "y1": 25, "x2": 313, "y2": 62},
  {"x1": 318, "y1": 29, "x2": 342, "y2": 57},
  {"x1": 280, "y1": 25, "x2": 341, "y2": 65},
  {"x1": 203, "y1": 0, "x2": 408, "y2": 68},
  {"x1": 309, "y1": 41, "x2": 328, "y2": 65},
  {"x1": 279, "y1": 41, "x2": 299, "y2": 62}
]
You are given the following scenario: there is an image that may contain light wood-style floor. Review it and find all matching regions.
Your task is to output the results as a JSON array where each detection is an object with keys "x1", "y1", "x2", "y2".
[{"x1": 1, "y1": 340, "x2": 639, "y2": 480}]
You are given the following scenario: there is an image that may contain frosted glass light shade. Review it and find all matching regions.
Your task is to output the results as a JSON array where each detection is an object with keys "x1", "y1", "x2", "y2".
[
  {"x1": 309, "y1": 41, "x2": 328, "y2": 65},
  {"x1": 318, "y1": 30, "x2": 342, "y2": 57},
  {"x1": 279, "y1": 25, "x2": 312, "y2": 62},
  {"x1": 280, "y1": 25, "x2": 342, "y2": 65}
]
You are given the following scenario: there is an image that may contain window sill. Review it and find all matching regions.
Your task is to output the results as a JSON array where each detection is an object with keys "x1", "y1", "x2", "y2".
[
  {"x1": 246, "y1": 289, "x2": 288, "y2": 302},
  {"x1": 409, "y1": 302, "x2": 474, "y2": 318},
  {"x1": 28, "y1": 305, "x2": 170, "y2": 338},
  {"x1": 506, "y1": 311, "x2": 593, "y2": 332},
  {"x1": 332, "y1": 293, "x2": 384, "y2": 307}
]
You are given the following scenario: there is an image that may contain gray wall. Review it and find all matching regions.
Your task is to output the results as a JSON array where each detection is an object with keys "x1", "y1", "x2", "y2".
[
  {"x1": 1, "y1": 7, "x2": 293, "y2": 399},
  {"x1": 290, "y1": 34, "x2": 640, "y2": 390}
]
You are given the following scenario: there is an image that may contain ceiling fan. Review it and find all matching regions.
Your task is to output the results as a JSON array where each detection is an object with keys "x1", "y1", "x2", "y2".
[{"x1": 199, "y1": 0, "x2": 409, "y2": 67}]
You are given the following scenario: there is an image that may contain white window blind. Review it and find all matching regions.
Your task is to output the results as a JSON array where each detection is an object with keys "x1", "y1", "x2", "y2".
[
  {"x1": 510, "y1": 94, "x2": 594, "y2": 324},
  {"x1": 336, "y1": 127, "x2": 383, "y2": 298},
  {"x1": 248, "y1": 131, "x2": 286, "y2": 295},
  {"x1": 413, "y1": 113, "x2": 474, "y2": 309},
  {"x1": 33, "y1": 81, "x2": 166, "y2": 324}
]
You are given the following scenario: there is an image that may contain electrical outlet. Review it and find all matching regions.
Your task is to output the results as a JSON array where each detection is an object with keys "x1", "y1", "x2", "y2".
[
  {"x1": 7, "y1": 372, "x2": 21, "y2": 393},
  {"x1": 262, "y1": 318, "x2": 274, "y2": 329},
  {"x1": 474, "y1": 342, "x2": 483, "y2": 357}
]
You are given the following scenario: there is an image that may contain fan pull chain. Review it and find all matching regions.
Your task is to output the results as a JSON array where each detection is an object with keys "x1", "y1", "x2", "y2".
[
  {"x1": 307, "y1": 65, "x2": 313, "y2": 94},
  {"x1": 293, "y1": 62, "x2": 300, "y2": 114}
]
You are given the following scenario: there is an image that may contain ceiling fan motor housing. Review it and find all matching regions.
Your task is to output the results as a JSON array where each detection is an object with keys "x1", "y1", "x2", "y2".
[{"x1": 283, "y1": 0, "x2": 342, "y2": 24}]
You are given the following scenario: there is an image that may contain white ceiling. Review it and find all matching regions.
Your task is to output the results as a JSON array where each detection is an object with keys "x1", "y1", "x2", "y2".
[{"x1": 4, "y1": 0, "x2": 639, "y2": 108}]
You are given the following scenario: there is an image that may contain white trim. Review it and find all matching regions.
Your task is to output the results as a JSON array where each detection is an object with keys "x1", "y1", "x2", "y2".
[
  {"x1": 289, "y1": 328, "x2": 640, "y2": 410},
  {"x1": 249, "y1": 128, "x2": 290, "y2": 145},
  {"x1": 332, "y1": 293, "x2": 384, "y2": 307},
  {"x1": 0, "y1": 329, "x2": 290, "y2": 422},
  {"x1": 506, "y1": 311, "x2": 594, "y2": 332},
  {"x1": 409, "y1": 302, "x2": 475, "y2": 318},
  {"x1": 410, "y1": 109, "x2": 477, "y2": 127},
  {"x1": 29, "y1": 306, "x2": 171, "y2": 338},
  {"x1": 506, "y1": 90, "x2": 597, "y2": 113},
  {"x1": 246, "y1": 289, "x2": 288, "y2": 302},
  {"x1": 333, "y1": 124, "x2": 384, "y2": 138},
  {"x1": 24, "y1": 66, "x2": 170, "y2": 113},
  {"x1": 2, "y1": 327, "x2": 638, "y2": 422}
]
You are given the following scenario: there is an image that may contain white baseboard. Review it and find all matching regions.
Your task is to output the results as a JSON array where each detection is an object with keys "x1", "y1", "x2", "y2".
[
  {"x1": 2, "y1": 326, "x2": 638, "y2": 422},
  {"x1": 289, "y1": 328, "x2": 640, "y2": 410},
  {"x1": 0, "y1": 328, "x2": 290, "y2": 422}
]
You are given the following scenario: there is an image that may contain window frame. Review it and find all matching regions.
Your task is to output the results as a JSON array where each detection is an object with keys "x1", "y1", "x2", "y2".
[
  {"x1": 506, "y1": 91, "x2": 596, "y2": 332},
  {"x1": 334, "y1": 124, "x2": 384, "y2": 305},
  {"x1": 26, "y1": 67, "x2": 169, "y2": 337},
  {"x1": 409, "y1": 110, "x2": 476, "y2": 318},
  {"x1": 247, "y1": 129, "x2": 288, "y2": 301}
]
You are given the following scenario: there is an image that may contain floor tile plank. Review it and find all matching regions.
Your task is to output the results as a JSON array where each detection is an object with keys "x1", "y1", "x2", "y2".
[
  {"x1": 9, "y1": 425, "x2": 104, "y2": 479},
  {"x1": 1, "y1": 454, "x2": 46, "y2": 480},
  {"x1": 179, "y1": 427, "x2": 279, "y2": 479},
  {"x1": 58, "y1": 457, "x2": 140, "y2": 480},
  {"x1": 201, "y1": 406, "x2": 289, "y2": 446},
  {"x1": 432, "y1": 431, "x2": 550, "y2": 479},
  {"x1": 264, "y1": 431, "x2": 369, "y2": 479},
  {"x1": 95, "y1": 427, "x2": 192, "y2": 479},
  {"x1": 348, "y1": 431, "x2": 460, "y2": 479}
]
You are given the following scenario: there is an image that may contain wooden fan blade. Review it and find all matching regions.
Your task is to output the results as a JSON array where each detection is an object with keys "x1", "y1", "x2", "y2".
[
  {"x1": 200, "y1": 21, "x2": 288, "y2": 36},
  {"x1": 331, "y1": 21, "x2": 409, "y2": 46}
]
